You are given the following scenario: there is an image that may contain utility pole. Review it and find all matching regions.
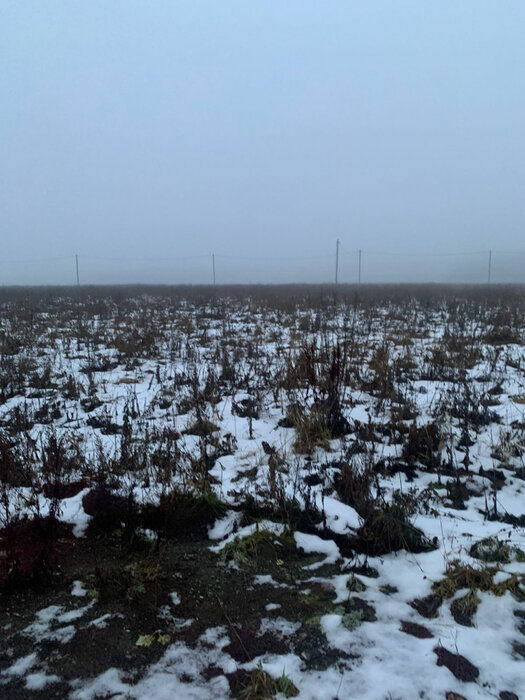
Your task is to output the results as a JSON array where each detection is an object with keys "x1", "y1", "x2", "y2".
[
  {"x1": 212, "y1": 253, "x2": 216, "y2": 286},
  {"x1": 75, "y1": 254, "x2": 80, "y2": 286},
  {"x1": 358, "y1": 249, "x2": 362, "y2": 285},
  {"x1": 487, "y1": 249, "x2": 492, "y2": 285},
  {"x1": 335, "y1": 239, "x2": 340, "y2": 285}
]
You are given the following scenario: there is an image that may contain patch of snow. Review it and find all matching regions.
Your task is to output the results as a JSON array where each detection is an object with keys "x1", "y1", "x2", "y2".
[
  {"x1": 58, "y1": 602, "x2": 94, "y2": 623},
  {"x1": 314, "y1": 495, "x2": 361, "y2": 534},
  {"x1": 210, "y1": 520, "x2": 284, "y2": 552},
  {"x1": 70, "y1": 668, "x2": 129, "y2": 700},
  {"x1": 60, "y1": 488, "x2": 91, "y2": 537},
  {"x1": 71, "y1": 580, "x2": 87, "y2": 597},
  {"x1": 294, "y1": 531, "x2": 340, "y2": 570},
  {"x1": 2, "y1": 652, "x2": 38, "y2": 677},
  {"x1": 258, "y1": 617, "x2": 301, "y2": 638},
  {"x1": 23, "y1": 603, "x2": 91, "y2": 644},
  {"x1": 208, "y1": 510, "x2": 241, "y2": 540},
  {"x1": 88, "y1": 614, "x2": 113, "y2": 629},
  {"x1": 25, "y1": 672, "x2": 61, "y2": 690},
  {"x1": 136, "y1": 527, "x2": 157, "y2": 541},
  {"x1": 71, "y1": 627, "x2": 235, "y2": 700},
  {"x1": 253, "y1": 574, "x2": 290, "y2": 588}
]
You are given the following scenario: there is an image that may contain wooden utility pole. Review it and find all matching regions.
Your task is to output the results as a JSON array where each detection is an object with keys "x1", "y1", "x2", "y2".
[
  {"x1": 75, "y1": 254, "x2": 80, "y2": 286},
  {"x1": 335, "y1": 239, "x2": 340, "y2": 285},
  {"x1": 212, "y1": 253, "x2": 216, "y2": 285},
  {"x1": 358, "y1": 249, "x2": 362, "y2": 285},
  {"x1": 487, "y1": 249, "x2": 492, "y2": 285}
]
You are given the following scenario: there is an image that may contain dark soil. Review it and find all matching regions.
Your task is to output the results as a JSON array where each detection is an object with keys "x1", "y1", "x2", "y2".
[
  {"x1": 400, "y1": 620, "x2": 434, "y2": 639},
  {"x1": 0, "y1": 526, "x2": 356, "y2": 698},
  {"x1": 512, "y1": 641, "x2": 525, "y2": 660},
  {"x1": 410, "y1": 594, "x2": 443, "y2": 619},
  {"x1": 434, "y1": 646, "x2": 480, "y2": 682},
  {"x1": 514, "y1": 609, "x2": 525, "y2": 635}
]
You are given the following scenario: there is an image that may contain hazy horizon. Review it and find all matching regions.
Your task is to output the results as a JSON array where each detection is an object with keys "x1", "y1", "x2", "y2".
[{"x1": 2, "y1": 2, "x2": 524, "y2": 285}]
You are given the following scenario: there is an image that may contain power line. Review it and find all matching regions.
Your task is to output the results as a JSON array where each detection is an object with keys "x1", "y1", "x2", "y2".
[
  {"x1": 215, "y1": 253, "x2": 332, "y2": 261},
  {"x1": 1, "y1": 248, "x2": 525, "y2": 285},
  {"x1": 3, "y1": 249, "x2": 525, "y2": 265},
  {"x1": 348, "y1": 249, "x2": 490, "y2": 257},
  {"x1": 0, "y1": 255, "x2": 75, "y2": 265},
  {"x1": 81, "y1": 254, "x2": 210, "y2": 262}
]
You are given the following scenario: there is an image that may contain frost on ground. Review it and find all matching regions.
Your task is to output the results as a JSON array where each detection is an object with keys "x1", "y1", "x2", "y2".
[{"x1": 0, "y1": 285, "x2": 524, "y2": 699}]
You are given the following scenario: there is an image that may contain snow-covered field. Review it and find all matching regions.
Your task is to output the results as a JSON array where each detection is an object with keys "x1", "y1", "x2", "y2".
[{"x1": 0, "y1": 285, "x2": 524, "y2": 699}]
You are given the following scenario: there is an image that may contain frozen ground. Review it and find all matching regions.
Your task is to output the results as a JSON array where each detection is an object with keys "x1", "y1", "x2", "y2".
[{"x1": 0, "y1": 286, "x2": 524, "y2": 699}]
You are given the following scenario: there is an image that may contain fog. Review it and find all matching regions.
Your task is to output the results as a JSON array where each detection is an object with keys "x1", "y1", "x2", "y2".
[{"x1": 1, "y1": 2, "x2": 524, "y2": 285}]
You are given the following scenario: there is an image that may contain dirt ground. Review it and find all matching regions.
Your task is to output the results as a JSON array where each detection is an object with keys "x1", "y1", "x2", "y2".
[{"x1": 0, "y1": 528, "x2": 356, "y2": 699}]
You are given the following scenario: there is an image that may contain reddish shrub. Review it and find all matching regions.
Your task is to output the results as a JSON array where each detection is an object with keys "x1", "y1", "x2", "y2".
[{"x1": 0, "y1": 516, "x2": 72, "y2": 590}]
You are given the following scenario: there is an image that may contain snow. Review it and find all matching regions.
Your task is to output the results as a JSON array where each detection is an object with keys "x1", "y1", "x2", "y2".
[
  {"x1": 313, "y1": 494, "x2": 361, "y2": 534},
  {"x1": 60, "y1": 489, "x2": 92, "y2": 536},
  {"x1": 71, "y1": 580, "x2": 88, "y2": 597},
  {"x1": 23, "y1": 602, "x2": 94, "y2": 645},
  {"x1": 208, "y1": 510, "x2": 242, "y2": 540},
  {"x1": 210, "y1": 521, "x2": 285, "y2": 552},
  {"x1": 1, "y1": 293, "x2": 525, "y2": 699},
  {"x1": 253, "y1": 574, "x2": 290, "y2": 588},
  {"x1": 258, "y1": 617, "x2": 302, "y2": 638},
  {"x1": 58, "y1": 602, "x2": 94, "y2": 623},
  {"x1": 70, "y1": 668, "x2": 129, "y2": 700},
  {"x1": 294, "y1": 531, "x2": 340, "y2": 569},
  {"x1": 70, "y1": 628, "x2": 236, "y2": 700},
  {"x1": 2, "y1": 652, "x2": 38, "y2": 677},
  {"x1": 25, "y1": 672, "x2": 61, "y2": 690},
  {"x1": 88, "y1": 613, "x2": 113, "y2": 629},
  {"x1": 1, "y1": 653, "x2": 61, "y2": 692}
]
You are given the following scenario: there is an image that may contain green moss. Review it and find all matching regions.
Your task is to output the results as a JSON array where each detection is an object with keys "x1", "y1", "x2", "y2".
[
  {"x1": 470, "y1": 537, "x2": 511, "y2": 563},
  {"x1": 470, "y1": 537, "x2": 525, "y2": 564},
  {"x1": 220, "y1": 528, "x2": 281, "y2": 565},
  {"x1": 341, "y1": 608, "x2": 363, "y2": 631}
]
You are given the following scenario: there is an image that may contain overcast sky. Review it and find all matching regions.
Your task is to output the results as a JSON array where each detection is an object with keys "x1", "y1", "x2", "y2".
[{"x1": 1, "y1": 1, "x2": 524, "y2": 285}]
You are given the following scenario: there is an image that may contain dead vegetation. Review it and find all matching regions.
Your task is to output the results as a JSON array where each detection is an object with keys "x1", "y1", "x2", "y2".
[
  {"x1": 1, "y1": 284, "x2": 523, "y2": 590},
  {"x1": 0, "y1": 284, "x2": 523, "y2": 697}
]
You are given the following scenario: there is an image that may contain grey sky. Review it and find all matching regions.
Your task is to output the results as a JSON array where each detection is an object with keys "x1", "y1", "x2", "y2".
[{"x1": 1, "y1": 1, "x2": 524, "y2": 285}]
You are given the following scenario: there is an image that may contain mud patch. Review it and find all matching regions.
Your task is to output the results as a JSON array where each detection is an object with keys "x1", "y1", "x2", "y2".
[
  {"x1": 411, "y1": 594, "x2": 442, "y2": 619},
  {"x1": 434, "y1": 646, "x2": 480, "y2": 682},
  {"x1": 400, "y1": 620, "x2": 434, "y2": 639}
]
